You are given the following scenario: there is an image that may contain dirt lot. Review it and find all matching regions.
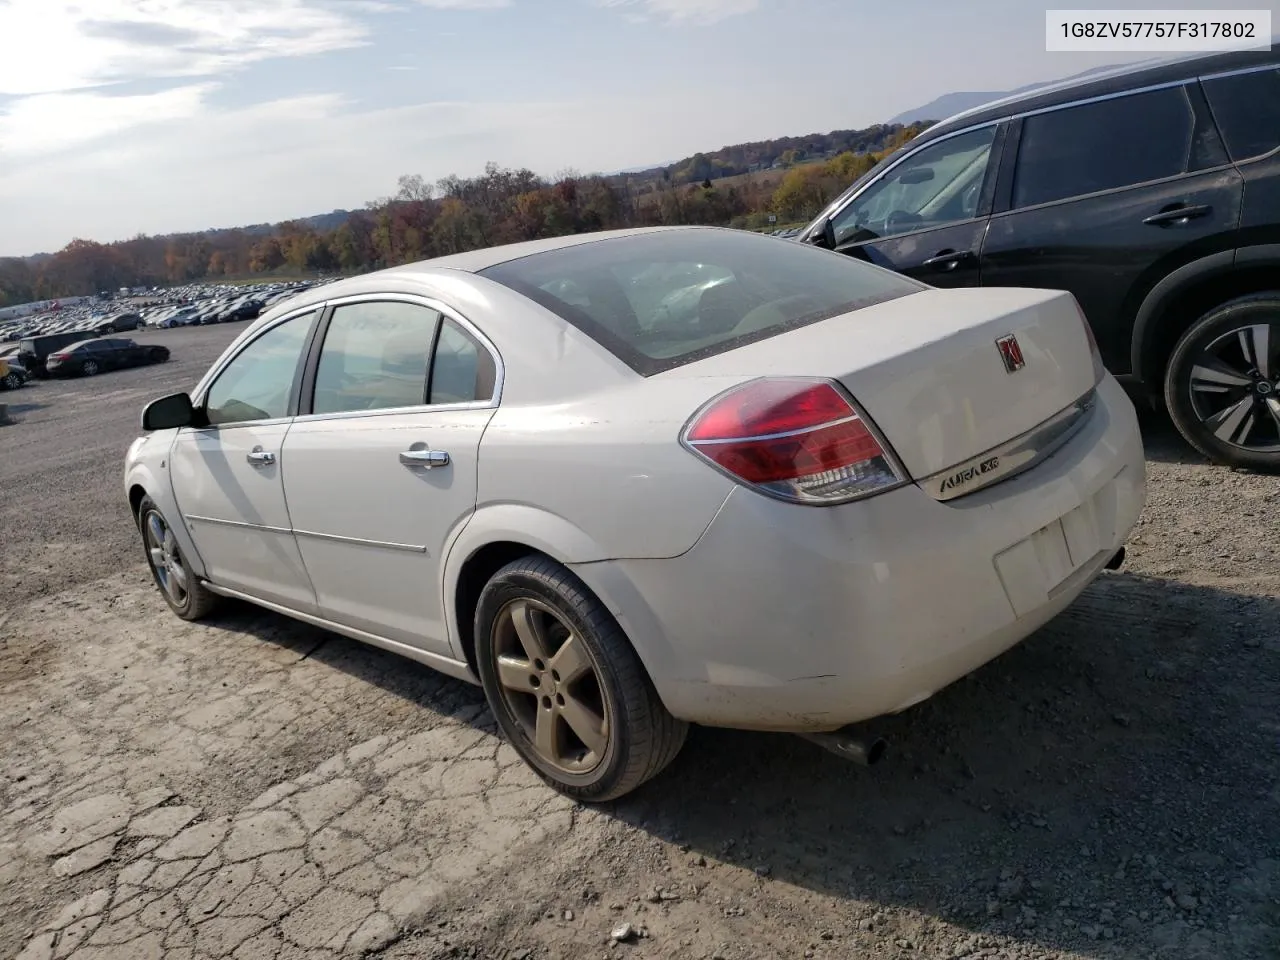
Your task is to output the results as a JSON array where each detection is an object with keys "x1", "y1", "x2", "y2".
[{"x1": 1, "y1": 323, "x2": 1277, "y2": 960}]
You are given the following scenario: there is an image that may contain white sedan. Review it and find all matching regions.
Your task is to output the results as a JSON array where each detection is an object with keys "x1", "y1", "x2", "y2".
[{"x1": 124, "y1": 226, "x2": 1146, "y2": 800}]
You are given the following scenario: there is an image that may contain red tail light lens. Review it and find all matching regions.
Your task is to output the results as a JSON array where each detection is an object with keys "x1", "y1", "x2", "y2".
[{"x1": 681, "y1": 378, "x2": 905, "y2": 505}]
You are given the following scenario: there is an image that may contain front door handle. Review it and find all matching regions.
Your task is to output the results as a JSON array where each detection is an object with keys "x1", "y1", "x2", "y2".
[
  {"x1": 246, "y1": 448, "x2": 276, "y2": 466},
  {"x1": 921, "y1": 249, "x2": 976, "y2": 270},
  {"x1": 400, "y1": 449, "x2": 451, "y2": 469},
  {"x1": 1143, "y1": 203, "x2": 1212, "y2": 227}
]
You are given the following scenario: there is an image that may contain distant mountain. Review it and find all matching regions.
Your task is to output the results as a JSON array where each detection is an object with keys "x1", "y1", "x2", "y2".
[{"x1": 887, "y1": 63, "x2": 1143, "y2": 125}]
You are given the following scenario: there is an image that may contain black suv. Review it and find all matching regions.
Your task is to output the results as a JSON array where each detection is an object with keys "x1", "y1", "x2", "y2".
[
  {"x1": 17, "y1": 331, "x2": 99, "y2": 378},
  {"x1": 799, "y1": 46, "x2": 1280, "y2": 469}
]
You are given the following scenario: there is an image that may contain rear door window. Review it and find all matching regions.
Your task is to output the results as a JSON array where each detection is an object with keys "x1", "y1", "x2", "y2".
[
  {"x1": 1012, "y1": 86, "x2": 1201, "y2": 208},
  {"x1": 1202, "y1": 68, "x2": 1280, "y2": 162}
]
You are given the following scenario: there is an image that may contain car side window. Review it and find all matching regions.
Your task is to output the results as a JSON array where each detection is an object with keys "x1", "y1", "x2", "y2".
[
  {"x1": 312, "y1": 301, "x2": 439, "y2": 415},
  {"x1": 205, "y1": 311, "x2": 317, "y2": 426},
  {"x1": 1202, "y1": 68, "x2": 1280, "y2": 162},
  {"x1": 429, "y1": 317, "x2": 496, "y2": 405},
  {"x1": 830, "y1": 125, "x2": 997, "y2": 244},
  {"x1": 1013, "y1": 87, "x2": 1199, "y2": 208}
]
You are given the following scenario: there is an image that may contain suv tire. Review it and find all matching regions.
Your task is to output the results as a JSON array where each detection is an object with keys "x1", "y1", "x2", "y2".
[{"x1": 1164, "y1": 293, "x2": 1280, "y2": 471}]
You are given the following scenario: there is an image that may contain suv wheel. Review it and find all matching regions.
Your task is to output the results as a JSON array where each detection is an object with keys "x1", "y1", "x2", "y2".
[
  {"x1": 475, "y1": 555, "x2": 687, "y2": 802},
  {"x1": 1165, "y1": 293, "x2": 1280, "y2": 470}
]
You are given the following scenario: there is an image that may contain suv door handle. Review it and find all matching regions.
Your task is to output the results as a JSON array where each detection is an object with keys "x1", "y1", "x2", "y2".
[
  {"x1": 1143, "y1": 204, "x2": 1212, "y2": 226},
  {"x1": 246, "y1": 448, "x2": 276, "y2": 466},
  {"x1": 399, "y1": 449, "x2": 451, "y2": 469},
  {"x1": 921, "y1": 249, "x2": 976, "y2": 270}
]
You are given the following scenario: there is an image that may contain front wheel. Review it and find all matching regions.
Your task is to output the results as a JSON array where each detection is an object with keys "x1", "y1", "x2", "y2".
[
  {"x1": 1165, "y1": 293, "x2": 1280, "y2": 470},
  {"x1": 2, "y1": 373, "x2": 18, "y2": 390},
  {"x1": 475, "y1": 555, "x2": 687, "y2": 802},
  {"x1": 138, "y1": 496, "x2": 219, "y2": 620}
]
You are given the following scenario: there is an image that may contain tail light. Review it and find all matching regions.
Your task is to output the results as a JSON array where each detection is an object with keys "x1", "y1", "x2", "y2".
[
  {"x1": 49, "y1": 353, "x2": 66, "y2": 361},
  {"x1": 1073, "y1": 301, "x2": 1106, "y2": 385},
  {"x1": 680, "y1": 377, "x2": 906, "y2": 505}
]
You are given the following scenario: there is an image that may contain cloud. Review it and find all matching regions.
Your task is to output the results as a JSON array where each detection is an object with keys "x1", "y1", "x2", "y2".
[
  {"x1": 0, "y1": 0, "x2": 372, "y2": 96},
  {"x1": 0, "y1": 84, "x2": 215, "y2": 156},
  {"x1": 596, "y1": 0, "x2": 759, "y2": 25}
]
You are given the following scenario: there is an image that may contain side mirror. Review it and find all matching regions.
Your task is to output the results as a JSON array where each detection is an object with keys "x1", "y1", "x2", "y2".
[{"x1": 141, "y1": 392, "x2": 196, "y2": 431}]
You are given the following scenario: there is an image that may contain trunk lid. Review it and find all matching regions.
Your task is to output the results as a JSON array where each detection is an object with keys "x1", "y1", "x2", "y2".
[{"x1": 663, "y1": 287, "x2": 1100, "y2": 484}]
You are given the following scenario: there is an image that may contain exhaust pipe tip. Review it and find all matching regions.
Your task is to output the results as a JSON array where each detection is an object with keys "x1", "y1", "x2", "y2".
[
  {"x1": 799, "y1": 730, "x2": 888, "y2": 766},
  {"x1": 1105, "y1": 545, "x2": 1127, "y2": 571}
]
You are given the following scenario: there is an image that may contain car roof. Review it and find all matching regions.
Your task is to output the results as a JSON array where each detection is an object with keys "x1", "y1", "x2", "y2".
[
  {"x1": 919, "y1": 44, "x2": 1279, "y2": 143},
  {"x1": 248, "y1": 226, "x2": 704, "y2": 323}
]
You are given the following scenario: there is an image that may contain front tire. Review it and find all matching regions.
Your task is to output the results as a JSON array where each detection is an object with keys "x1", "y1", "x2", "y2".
[
  {"x1": 2, "y1": 373, "x2": 18, "y2": 390},
  {"x1": 1164, "y1": 293, "x2": 1280, "y2": 470},
  {"x1": 137, "y1": 496, "x2": 219, "y2": 621},
  {"x1": 475, "y1": 555, "x2": 687, "y2": 802}
]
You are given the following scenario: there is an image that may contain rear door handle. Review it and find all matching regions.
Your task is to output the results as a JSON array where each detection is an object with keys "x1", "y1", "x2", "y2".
[
  {"x1": 399, "y1": 449, "x2": 451, "y2": 469},
  {"x1": 921, "y1": 249, "x2": 976, "y2": 270},
  {"x1": 246, "y1": 448, "x2": 276, "y2": 466},
  {"x1": 1143, "y1": 204, "x2": 1212, "y2": 226}
]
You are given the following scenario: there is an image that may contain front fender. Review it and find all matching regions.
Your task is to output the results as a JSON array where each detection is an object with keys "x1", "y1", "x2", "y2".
[{"x1": 124, "y1": 436, "x2": 210, "y2": 581}]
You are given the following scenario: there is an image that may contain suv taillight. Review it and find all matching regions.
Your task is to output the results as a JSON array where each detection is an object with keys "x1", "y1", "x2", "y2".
[{"x1": 680, "y1": 378, "x2": 905, "y2": 505}]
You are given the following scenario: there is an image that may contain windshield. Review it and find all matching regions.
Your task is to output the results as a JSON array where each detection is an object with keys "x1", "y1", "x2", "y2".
[{"x1": 480, "y1": 228, "x2": 924, "y2": 375}]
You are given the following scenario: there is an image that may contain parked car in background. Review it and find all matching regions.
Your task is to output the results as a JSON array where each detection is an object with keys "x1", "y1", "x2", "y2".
[
  {"x1": 125, "y1": 226, "x2": 1144, "y2": 801},
  {"x1": 95, "y1": 313, "x2": 144, "y2": 334},
  {"x1": 17, "y1": 331, "x2": 100, "y2": 378},
  {"x1": 46, "y1": 338, "x2": 169, "y2": 377},
  {"x1": 0, "y1": 355, "x2": 29, "y2": 390},
  {"x1": 798, "y1": 45, "x2": 1280, "y2": 470}
]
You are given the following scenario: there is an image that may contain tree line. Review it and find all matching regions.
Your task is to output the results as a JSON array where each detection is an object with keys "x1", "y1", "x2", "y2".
[{"x1": 0, "y1": 123, "x2": 928, "y2": 307}]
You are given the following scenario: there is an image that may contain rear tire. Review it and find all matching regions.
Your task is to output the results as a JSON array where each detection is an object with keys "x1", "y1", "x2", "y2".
[
  {"x1": 474, "y1": 555, "x2": 686, "y2": 802},
  {"x1": 82, "y1": 359, "x2": 100, "y2": 376},
  {"x1": 1164, "y1": 293, "x2": 1280, "y2": 471},
  {"x1": 138, "y1": 496, "x2": 219, "y2": 621}
]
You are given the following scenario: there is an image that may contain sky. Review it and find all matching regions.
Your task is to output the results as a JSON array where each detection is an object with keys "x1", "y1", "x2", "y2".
[{"x1": 0, "y1": 0, "x2": 1275, "y2": 255}]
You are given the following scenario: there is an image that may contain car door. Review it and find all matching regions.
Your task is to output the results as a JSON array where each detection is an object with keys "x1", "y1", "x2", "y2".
[
  {"x1": 978, "y1": 82, "x2": 1243, "y2": 375},
  {"x1": 169, "y1": 308, "x2": 321, "y2": 612},
  {"x1": 822, "y1": 123, "x2": 1005, "y2": 287},
  {"x1": 280, "y1": 297, "x2": 500, "y2": 656}
]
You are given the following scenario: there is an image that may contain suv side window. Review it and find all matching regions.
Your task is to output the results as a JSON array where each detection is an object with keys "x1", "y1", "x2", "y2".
[
  {"x1": 830, "y1": 125, "x2": 997, "y2": 244},
  {"x1": 1202, "y1": 68, "x2": 1280, "y2": 162},
  {"x1": 312, "y1": 301, "x2": 439, "y2": 415},
  {"x1": 205, "y1": 311, "x2": 317, "y2": 426},
  {"x1": 1012, "y1": 86, "x2": 1201, "y2": 208}
]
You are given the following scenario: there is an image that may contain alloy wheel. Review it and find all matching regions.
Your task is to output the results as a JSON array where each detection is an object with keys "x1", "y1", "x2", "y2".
[
  {"x1": 144, "y1": 510, "x2": 189, "y2": 607},
  {"x1": 3, "y1": 374, "x2": 18, "y2": 389},
  {"x1": 490, "y1": 598, "x2": 609, "y2": 774},
  {"x1": 1187, "y1": 321, "x2": 1280, "y2": 453},
  {"x1": 83, "y1": 360, "x2": 99, "y2": 376}
]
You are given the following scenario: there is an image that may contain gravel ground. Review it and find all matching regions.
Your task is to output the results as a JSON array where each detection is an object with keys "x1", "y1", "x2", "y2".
[{"x1": 0, "y1": 323, "x2": 1277, "y2": 960}]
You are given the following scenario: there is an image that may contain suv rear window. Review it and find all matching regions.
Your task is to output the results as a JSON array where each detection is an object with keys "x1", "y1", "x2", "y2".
[
  {"x1": 1202, "y1": 67, "x2": 1280, "y2": 162},
  {"x1": 1013, "y1": 86, "x2": 1199, "y2": 208},
  {"x1": 479, "y1": 229, "x2": 924, "y2": 375}
]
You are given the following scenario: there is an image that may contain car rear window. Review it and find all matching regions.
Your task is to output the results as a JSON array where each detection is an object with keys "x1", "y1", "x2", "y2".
[{"x1": 479, "y1": 228, "x2": 924, "y2": 375}]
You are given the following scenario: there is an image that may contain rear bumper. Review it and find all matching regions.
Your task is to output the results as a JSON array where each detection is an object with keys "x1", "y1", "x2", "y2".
[{"x1": 570, "y1": 374, "x2": 1146, "y2": 732}]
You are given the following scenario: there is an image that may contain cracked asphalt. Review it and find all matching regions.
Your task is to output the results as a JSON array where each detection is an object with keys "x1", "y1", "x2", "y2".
[{"x1": 1, "y1": 323, "x2": 1278, "y2": 960}]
